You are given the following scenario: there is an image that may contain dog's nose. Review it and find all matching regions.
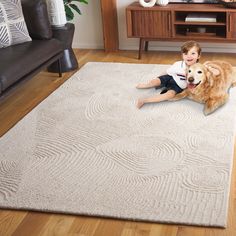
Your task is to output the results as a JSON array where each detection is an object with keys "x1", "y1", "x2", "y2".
[{"x1": 188, "y1": 77, "x2": 194, "y2": 83}]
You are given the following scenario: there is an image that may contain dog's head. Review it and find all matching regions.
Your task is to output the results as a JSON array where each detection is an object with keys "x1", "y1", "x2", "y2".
[
  {"x1": 186, "y1": 62, "x2": 224, "y2": 89},
  {"x1": 186, "y1": 63, "x2": 207, "y2": 89}
]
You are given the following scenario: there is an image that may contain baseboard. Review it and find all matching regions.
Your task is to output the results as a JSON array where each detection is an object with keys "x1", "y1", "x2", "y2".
[
  {"x1": 72, "y1": 42, "x2": 236, "y2": 53},
  {"x1": 72, "y1": 43, "x2": 104, "y2": 49},
  {"x1": 119, "y1": 42, "x2": 236, "y2": 53}
]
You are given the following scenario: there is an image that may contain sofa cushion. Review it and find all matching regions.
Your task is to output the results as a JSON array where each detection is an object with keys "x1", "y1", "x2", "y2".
[
  {"x1": 0, "y1": 39, "x2": 62, "y2": 92},
  {"x1": 0, "y1": 0, "x2": 32, "y2": 48},
  {"x1": 21, "y1": 0, "x2": 52, "y2": 40}
]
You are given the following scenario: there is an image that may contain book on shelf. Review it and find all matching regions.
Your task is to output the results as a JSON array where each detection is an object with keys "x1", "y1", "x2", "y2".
[{"x1": 185, "y1": 13, "x2": 217, "y2": 23}]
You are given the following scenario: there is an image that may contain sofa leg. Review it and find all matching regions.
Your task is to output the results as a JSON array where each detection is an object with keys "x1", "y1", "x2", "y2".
[{"x1": 58, "y1": 59, "x2": 62, "y2": 77}]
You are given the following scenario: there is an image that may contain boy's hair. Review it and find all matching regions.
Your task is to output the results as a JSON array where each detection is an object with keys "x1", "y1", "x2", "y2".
[{"x1": 181, "y1": 41, "x2": 202, "y2": 56}]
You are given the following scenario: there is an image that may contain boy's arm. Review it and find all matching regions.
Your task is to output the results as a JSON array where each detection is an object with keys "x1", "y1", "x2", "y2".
[
  {"x1": 167, "y1": 61, "x2": 185, "y2": 77},
  {"x1": 166, "y1": 62, "x2": 179, "y2": 75},
  {"x1": 155, "y1": 63, "x2": 178, "y2": 78}
]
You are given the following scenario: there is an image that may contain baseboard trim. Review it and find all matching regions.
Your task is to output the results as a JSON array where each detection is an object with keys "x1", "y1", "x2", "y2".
[
  {"x1": 72, "y1": 43, "x2": 104, "y2": 49},
  {"x1": 72, "y1": 42, "x2": 236, "y2": 53},
  {"x1": 119, "y1": 43, "x2": 236, "y2": 53}
]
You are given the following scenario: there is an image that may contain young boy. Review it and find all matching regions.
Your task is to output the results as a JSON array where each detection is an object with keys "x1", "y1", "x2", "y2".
[{"x1": 136, "y1": 41, "x2": 202, "y2": 109}]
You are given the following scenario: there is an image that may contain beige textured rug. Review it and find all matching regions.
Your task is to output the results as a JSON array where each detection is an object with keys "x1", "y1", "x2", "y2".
[{"x1": 0, "y1": 62, "x2": 235, "y2": 227}]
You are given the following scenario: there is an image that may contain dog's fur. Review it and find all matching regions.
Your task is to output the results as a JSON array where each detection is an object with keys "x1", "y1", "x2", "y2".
[{"x1": 171, "y1": 61, "x2": 236, "y2": 115}]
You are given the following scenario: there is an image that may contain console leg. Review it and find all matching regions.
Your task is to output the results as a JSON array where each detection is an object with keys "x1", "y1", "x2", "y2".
[
  {"x1": 145, "y1": 41, "x2": 149, "y2": 51},
  {"x1": 138, "y1": 38, "x2": 144, "y2": 59}
]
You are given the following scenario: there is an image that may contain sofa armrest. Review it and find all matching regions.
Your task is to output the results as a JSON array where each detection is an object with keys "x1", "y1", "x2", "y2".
[{"x1": 22, "y1": 0, "x2": 52, "y2": 40}]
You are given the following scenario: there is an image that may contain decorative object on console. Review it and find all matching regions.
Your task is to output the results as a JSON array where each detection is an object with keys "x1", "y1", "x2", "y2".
[
  {"x1": 197, "y1": 27, "x2": 206, "y2": 33},
  {"x1": 139, "y1": 0, "x2": 156, "y2": 7},
  {"x1": 185, "y1": 13, "x2": 217, "y2": 22},
  {"x1": 139, "y1": 0, "x2": 169, "y2": 8},
  {"x1": 220, "y1": 0, "x2": 236, "y2": 9},
  {"x1": 156, "y1": 0, "x2": 169, "y2": 6},
  {"x1": 0, "y1": 0, "x2": 31, "y2": 48},
  {"x1": 46, "y1": 0, "x2": 67, "y2": 27},
  {"x1": 169, "y1": 0, "x2": 218, "y2": 2}
]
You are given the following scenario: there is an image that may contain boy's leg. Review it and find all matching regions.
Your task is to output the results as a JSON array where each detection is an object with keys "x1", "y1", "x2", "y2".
[
  {"x1": 136, "y1": 78, "x2": 161, "y2": 89},
  {"x1": 137, "y1": 90, "x2": 176, "y2": 109},
  {"x1": 160, "y1": 88, "x2": 168, "y2": 94}
]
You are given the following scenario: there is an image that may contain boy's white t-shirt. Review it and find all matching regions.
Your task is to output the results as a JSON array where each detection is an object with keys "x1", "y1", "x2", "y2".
[{"x1": 166, "y1": 61, "x2": 187, "y2": 89}]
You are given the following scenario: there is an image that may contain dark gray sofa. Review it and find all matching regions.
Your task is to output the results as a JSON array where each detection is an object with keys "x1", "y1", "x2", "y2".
[{"x1": 0, "y1": 0, "x2": 63, "y2": 97}]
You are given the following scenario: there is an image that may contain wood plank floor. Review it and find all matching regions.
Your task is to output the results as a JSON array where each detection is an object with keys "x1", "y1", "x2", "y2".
[{"x1": 0, "y1": 49, "x2": 235, "y2": 236}]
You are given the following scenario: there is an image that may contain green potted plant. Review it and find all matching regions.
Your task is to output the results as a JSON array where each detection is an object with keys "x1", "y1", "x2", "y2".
[{"x1": 63, "y1": 0, "x2": 88, "y2": 21}]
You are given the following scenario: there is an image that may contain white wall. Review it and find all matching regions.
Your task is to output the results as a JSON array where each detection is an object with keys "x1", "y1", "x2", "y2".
[
  {"x1": 72, "y1": 0, "x2": 103, "y2": 49},
  {"x1": 72, "y1": 0, "x2": 236, "y2": 53}
]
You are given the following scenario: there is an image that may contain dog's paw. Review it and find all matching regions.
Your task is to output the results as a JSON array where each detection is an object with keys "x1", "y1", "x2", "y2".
[
  {"x1": 204, "y1": 97, "x2": 228, "y2": 115},
  {"x1": 203, "y1": 108, "x2": 212, "y2": 116},
  {"x1": 203, "y1": 106, "x2": 216, "y2": 116}
]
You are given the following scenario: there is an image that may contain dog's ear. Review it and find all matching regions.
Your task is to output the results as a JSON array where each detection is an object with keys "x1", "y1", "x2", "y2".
[
  {"x1": 205, "y1": 63, "x2": 222, "y2": 87},
  {"x1": 204, "y1": 62, "x2": 221, "y2": 76},
  {"x1": 206, "y1": 66, "x2": 221, "y2": 76}
]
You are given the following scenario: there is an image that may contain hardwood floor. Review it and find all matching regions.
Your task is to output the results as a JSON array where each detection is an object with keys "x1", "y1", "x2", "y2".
[{"x1": 0, "y1": 49, "x2": 235, "y2": 236}]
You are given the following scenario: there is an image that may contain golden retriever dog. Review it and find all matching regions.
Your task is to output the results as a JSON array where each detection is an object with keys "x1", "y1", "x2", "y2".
[{"x1": 171, "y1": 61, "x2": 236, "y2": 115}]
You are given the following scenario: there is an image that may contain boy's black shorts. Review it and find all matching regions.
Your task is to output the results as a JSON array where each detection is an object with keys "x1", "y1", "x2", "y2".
[{"x1": 159, "y1": 74, "x2": 183, "y2": 94}]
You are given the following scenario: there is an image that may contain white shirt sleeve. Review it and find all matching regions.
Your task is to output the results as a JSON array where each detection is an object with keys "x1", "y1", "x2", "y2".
[{"x1": 167, "y1": 61, "x2": 185, "y2": 77}]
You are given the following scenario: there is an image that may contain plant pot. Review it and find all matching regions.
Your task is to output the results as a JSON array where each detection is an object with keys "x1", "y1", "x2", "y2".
[{"x1": 46, "y1": 0, "x2": 67, "y2": 27}]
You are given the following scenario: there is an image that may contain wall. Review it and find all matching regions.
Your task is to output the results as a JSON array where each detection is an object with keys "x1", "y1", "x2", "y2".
[
  {"x1": 72, "y1": 0, "x2": 236, "y2": 53},
  {"x1": 72, "y1": 0, "x2": 103, "y2": 49}
]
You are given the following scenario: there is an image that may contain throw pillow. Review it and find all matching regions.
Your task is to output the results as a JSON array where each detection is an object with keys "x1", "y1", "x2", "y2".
[{"x1": 0, "y1": 0, "x2": 31, "y2": 48}]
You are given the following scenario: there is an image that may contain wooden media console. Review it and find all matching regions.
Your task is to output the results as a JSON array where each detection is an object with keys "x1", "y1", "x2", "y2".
[{"x1": 126, "y1": 2, "x2": 236, "y2": 59}]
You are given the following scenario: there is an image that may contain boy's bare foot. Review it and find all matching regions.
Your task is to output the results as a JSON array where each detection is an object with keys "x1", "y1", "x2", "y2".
[
  {"x1": 136, "y1": 83, "x2": 148, "y2": 89},
  {"x1": 137, "y1": 99, "x2": 145, "y2": 109}
]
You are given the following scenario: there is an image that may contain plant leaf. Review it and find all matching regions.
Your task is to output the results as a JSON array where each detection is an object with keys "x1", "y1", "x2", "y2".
[
  {"x1": 69, "y1": 3, "x2": 82, "y2": 15},
  {"x1": 65, "y1": 5, "x2": 74, "y2": 21},
  {"x1": 72, "y1": 0, "x2": 88, "y2": 4}
]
